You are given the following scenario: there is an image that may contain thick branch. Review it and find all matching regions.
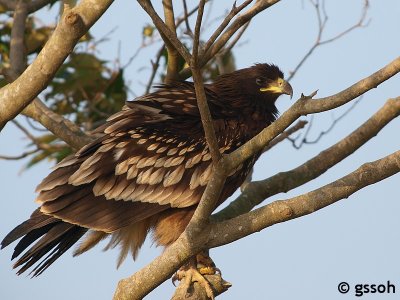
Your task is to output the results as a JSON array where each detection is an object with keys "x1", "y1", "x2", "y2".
[
  {"x1": 208, "y1": 149, "x2": 400, "y2": 247},
  {"x1": 0, "y1": 0, "x2": 114, "y2": 130},
  {"x1": 214, "y1": 97, "x2": 400, "y2": 221}
]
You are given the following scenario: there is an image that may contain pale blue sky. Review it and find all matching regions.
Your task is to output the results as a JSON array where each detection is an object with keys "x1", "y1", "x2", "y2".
[{"x1": 1, "y1": 1, "x2": 399, "y2": 299}]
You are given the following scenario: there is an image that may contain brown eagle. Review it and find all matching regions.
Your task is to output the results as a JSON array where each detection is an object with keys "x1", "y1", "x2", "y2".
[{"x1": 1, "y1": 64, "x2": 292, "y2": 282}]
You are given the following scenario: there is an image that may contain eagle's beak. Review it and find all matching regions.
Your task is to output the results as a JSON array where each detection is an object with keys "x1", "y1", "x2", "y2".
[{"x1": 260, "y1": 78, "x2": 293, "y2": 99}]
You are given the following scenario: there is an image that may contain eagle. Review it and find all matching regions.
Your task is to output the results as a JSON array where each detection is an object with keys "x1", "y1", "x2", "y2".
[{"x1": 1, "y1": 64, "x2": 292, "y2": 289}]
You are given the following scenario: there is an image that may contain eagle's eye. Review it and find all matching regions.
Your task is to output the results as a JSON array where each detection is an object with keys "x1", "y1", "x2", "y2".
[{"x1": 255, "y1": 78, "x2": 264, "y2": 86}]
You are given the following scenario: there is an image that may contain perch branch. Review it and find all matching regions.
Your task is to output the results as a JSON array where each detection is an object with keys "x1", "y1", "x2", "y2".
[
  {"x1": 214, "y1": 96, "x2": 400, "y2": 221},
  {"x1": 0, "y1": 0, "x2": 114, "y2": 130}
]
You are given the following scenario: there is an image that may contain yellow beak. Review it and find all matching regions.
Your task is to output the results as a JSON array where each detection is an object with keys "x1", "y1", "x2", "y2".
[{"x1": 260, "y1": 78, "x2": 293, "y2": 99}]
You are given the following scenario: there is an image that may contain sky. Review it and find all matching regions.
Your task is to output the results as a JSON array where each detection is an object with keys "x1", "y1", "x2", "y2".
[{"x1": 1, "y1": 1, "x2": 400, "y2": 299}]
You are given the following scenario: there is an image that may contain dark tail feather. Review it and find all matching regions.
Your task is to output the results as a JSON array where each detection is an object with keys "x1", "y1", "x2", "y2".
[
  {"x1": 1, "y1": 209, "x2": 87, "y2": 277},
  {"x1": 1, "y1": 209, "x2": 56, "y2": 249}
]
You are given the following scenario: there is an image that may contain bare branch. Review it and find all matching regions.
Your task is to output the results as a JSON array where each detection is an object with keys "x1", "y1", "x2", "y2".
[
  {"x1": 137, "y1": 0, "x2": 192, "y2": 64},
  {"x1": 209, "y1": 149, "x2": 400, "y2": 248},
  {"x1": 162, "y1": 0, "x2": 181, "y2": 82},
  {"x1": 203, "y1": 0, "x2": 252, "y2": 55},
  {"x1": 179, "y1": 0, "x2": 280, "y2": 79},
  {"x1": 145, "y1": 46, "x2": 165, "y2": 93},
  {"x1": 186, "y1": 1, "x2": 227, "y2": 236},
  {"x1": 0, "y1": 0, "x2": 115, "y2": 130},
  {"x1": 293, "y1": 97, "x2": 361, "y2": 148},
  {"x1": 7, "y1": 0, "x2": 28, "y2": 80},
  {"x1": 175, "y1": 0, "x2": 210, "y2": 28},
  {"x1": 11, "y1": 119, "x2": 37, "y2": 142},
  {"x1": 264, "y1": 120, "x2": 308, "y2": 152},
  {"x1": 191, "y1": 0, "x2": 221, "y2": 163},
  {"x1": 181, "y1": 0, "x2": 193, "y2": 35},
  {"x1": 0, "y1": 148, "x2": 40, "y2": 160},
  {"x1": 22, "y1": 99, "x2": 93, "y2": 150},
  {"x1": 0, "y1": 0, "x2": 51, "y2": 12},
  {"x1": 288, "y1": 0, "x2": 369, "y2": 81},
  {"x1": 214, "y1": 96, "x2": 400, "y2": 221},
  {"x1": 218, "y1": 21, "x2": 250, "y2": 57}
]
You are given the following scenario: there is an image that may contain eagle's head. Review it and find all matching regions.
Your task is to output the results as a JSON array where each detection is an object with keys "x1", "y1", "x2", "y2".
[{"x1": 211, "y1": 63, "x2": 293, "y2": 113}]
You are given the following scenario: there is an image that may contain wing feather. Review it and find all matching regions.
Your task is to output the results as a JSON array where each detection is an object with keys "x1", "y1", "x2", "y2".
[{"x1": 33, "y1": 84, "x2": 233, "y2": 232}]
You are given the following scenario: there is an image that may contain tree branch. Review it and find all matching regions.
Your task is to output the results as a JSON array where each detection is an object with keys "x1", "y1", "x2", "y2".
[
  {"x1": 7, "y1": 0, "x2": 28, "y2": 80},
  {"x1": 0, "y1": 0, "x2": 114, "y2": 130},
  {"x1": 22, "y1": 99, "x2": 94, "y2": 150},
  {"x1": 208, "y1": 149, "x2": 400, "y2": 247},
  {"x1": 179, "y1": 0, "x2": 281, "y2": 79},
  {"x1": 202, "y1": 0, "x2": 252, "y2": 55},
  {"x1": 287, "y1": 0, "x2": 369, "y2": 81},
  {"x1": 0, "y1": 0, "x2": 51, "y2": 13},
  {"x1": 213, "y1": 96, "x2": 400, "y2": 221},
  {"x1": 137, "y1": 0, "x2": 192, "y2": 64},
  {"x1": 191, "y1": 0, "x2": 221, "y2": 163}
]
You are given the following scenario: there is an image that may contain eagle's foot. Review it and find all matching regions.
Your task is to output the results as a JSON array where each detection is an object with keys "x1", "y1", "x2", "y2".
[
  {"x1": 171, "y1": 252, "x2": 230, "y2": 299},
  {"x1": 172, "y1": 264, "x2": 215, "y2": 299},
  {"x1": 172, "y1": 252, "x2": 220, "y2": 299}
]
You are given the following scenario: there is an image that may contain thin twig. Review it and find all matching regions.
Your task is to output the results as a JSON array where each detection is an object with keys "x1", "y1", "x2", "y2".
[
  {"x1": 290, "y1": 96, "x2": 362, "y2": 148},
  {"x1": 218, "y1": 20, "x2": 250, "y2": 57},
  {"x1": 11, "y1": 119, "x2": 36, "y2": 141},
  {"x1": 287, "y1": 0, "x2": 370, "y2": 81},
  {"x1": 203, "y1": 0, "x2": 252, "y2": 55},
  {"x1": 181, "y1": 0, "x2": 193, "y2": 35},
  {"x1": 137, "y1": 0, "x2": 192, "y2": 64},
  {"x1": 179, "y1": 0, "x2": 281, "y2": 79},
  {"x1": 0, "y1": 148, "x2": 40, "y2": 160},
  {"x1": 175, "y1": 0, "x2": 207, "y2": 27},
  {"x1": 145, "y1": 45, "x2": 165, "y2": 93}
]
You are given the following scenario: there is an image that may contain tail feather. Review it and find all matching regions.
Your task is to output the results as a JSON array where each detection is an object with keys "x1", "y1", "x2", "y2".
[
  {"x1": 1, "y1": 210, "x2": 87, "y2": 277},
  {"x1": 1, "y1": 209, "x2": 56, "y2": 249}
]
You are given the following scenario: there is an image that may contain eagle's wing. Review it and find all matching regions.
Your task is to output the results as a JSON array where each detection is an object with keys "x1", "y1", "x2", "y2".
[{"x1": 35, "y1": 85, "x2": 216, "y2": 233}]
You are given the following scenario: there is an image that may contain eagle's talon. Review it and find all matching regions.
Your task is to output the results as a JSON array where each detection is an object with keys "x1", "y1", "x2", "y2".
[
  {"x1": 172, "y1": 272, "x2": 179, "y2": 287},
  {"x1": 173, "y1": 265, "x2": 215, "y2": 299}
]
